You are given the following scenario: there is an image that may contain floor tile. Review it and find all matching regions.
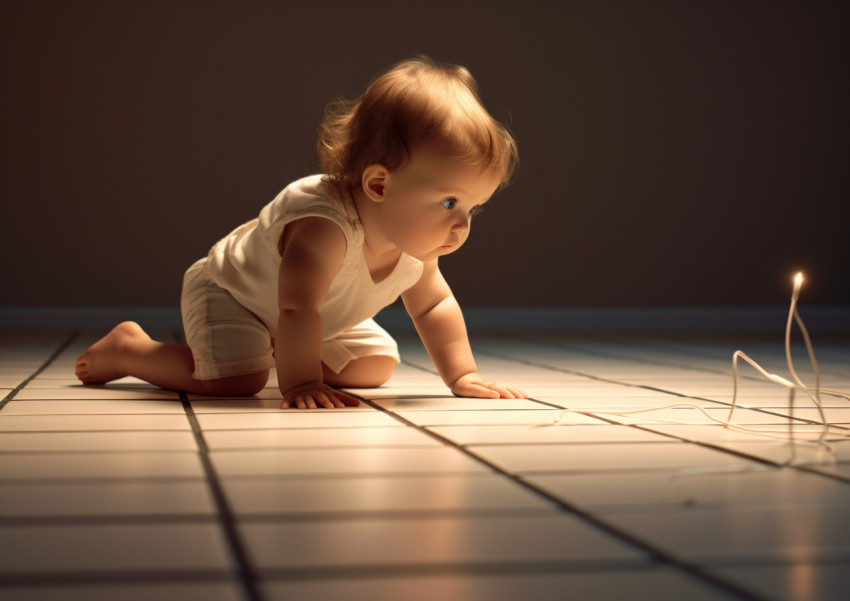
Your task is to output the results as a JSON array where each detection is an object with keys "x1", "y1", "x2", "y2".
[
  {"x1": 543, "y1": 396, "x2": 722, "y2": 409},
  {"x1": 339, "y1": 386, "x2": 452, "y2": 398},
  {"x1": 0, "y1": 452, "x2": 204, "y2": 481},
  {"x1": 196, "y1": 411, "x2": 401, "y2": 430},
  {"x1": 3, "y1": 329, "x2": 849, "y2": 600},
  {"x1": 527, "y1": 468, "x2": 850, "y2": 511},
  {"x1": 0, "y1": 430, "x2": 197, "y2": 452},
  {"x1": 14, "y1": 386, "x2": 180, "y2": 400},
  {"x1": 778, "y1": 407, "x2": 850, "y2": 424},
  {"x1": 690, "y1": 439, "x2": 850, "y2": 465},
  {"x1": 428, "y1": 424, "x2": 675, "y2": 445},
  {"x1": 0, "y1": 583, "x2": 243, "y2": 601},
  {"x1": 709, "y1": 562, "x2": 850, "y2": 601},
  {"x1": 0, "y1": 523, "x2": 231, "y2": 572},
  {"x1": 203, "y1": 426, "x2": 440, "y2": 450},
  {"x1": 224, "y1": 474, "x2": 553, "y2": 516},
  {"x1": 212, "y1": 447, "x2": 490, "y2": 478},
  {"x1": 638, "y1": 424, "x2": 833, "y2": 444},
  {"x1": 1, "y1": 400, "x2": 184, "y2": 415},
  {"x1": 263, "y1": 568, "x2": 733, "y2": 601},
  {"x1": 23, "y1": 375, "x2": 152, "y2": 388},
  {"x1": 240, "y1": 514, "x2": 647, "y2": 570},
  {"x1": 471, "y1": 441, "x2": 759, "y2": 474},
  {"x1": 603, "y1": 504, "x2": 850, "y2": 563},
  {"x1": 394, "y1": 409, "x2": 605, "y2": 426},
  {"x1": 3, "y1": 576, "x2": 243, "y2": 601},
  {"x1": 0, "y1": 481, "x2": 215, "y2": 517},
  {"x1": 370, "y1": 396, "x2": 546, "y2": 411},
  {"x1": 598, "y1": 406, "x2": 804, "y2": 426},
  {"x1": 0, "y1": 414, "x2": 191, "y2": 431}
]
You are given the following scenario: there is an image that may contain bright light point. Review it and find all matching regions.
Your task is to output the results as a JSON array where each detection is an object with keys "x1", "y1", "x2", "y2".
[{"x1": 795, "y1": 272, "x2": 804, "y2": 285}]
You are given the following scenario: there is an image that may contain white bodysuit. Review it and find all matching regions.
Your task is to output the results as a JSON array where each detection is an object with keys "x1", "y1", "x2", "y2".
[{"x1": 181, "y1": 175, "x2": 424, "y2": 380}]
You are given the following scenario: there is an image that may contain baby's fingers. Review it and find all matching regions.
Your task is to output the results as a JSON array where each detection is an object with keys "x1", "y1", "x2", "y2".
[
  {"x1": 314, "y1": 391, "x2": 337, "y2": 409},
  {"x1": 498, "y1": 384, "x2": 528, "y2": 399},
  {"x1": 455, "y1": 381, "x2": 500, "y2": 399},
  {"x1": 332, "y1": 390, "x2": 361, "y2": 407}
]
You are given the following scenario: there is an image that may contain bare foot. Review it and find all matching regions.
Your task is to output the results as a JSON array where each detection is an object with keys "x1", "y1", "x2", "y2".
[{"x1": 75, "y1": 321, "x2": 151, "y2": 385}]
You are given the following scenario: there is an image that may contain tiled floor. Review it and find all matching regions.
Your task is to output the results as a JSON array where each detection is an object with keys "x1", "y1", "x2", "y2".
[{"x1": 2, "y1": 328, "x2": 850, "y2": 600}]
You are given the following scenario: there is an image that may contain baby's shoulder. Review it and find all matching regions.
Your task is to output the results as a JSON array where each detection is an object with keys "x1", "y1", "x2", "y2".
[{"x1": 274, "y1": 175, "x2": 344, "y2": 213}]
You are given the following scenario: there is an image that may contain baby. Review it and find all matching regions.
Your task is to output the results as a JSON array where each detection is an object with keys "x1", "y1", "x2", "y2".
[{"x1": 75, "y1": 56, "x2": 526, "y2": 409}]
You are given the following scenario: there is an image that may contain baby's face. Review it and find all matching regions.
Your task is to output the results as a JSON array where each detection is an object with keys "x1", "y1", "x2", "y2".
[{"x1": 377, "y1": 145, "x2": 501, "y2": 262}]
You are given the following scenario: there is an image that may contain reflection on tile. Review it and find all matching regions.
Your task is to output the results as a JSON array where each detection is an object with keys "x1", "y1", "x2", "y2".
[
  {"x1": 472, "y1": 442, "x2": 758, "y2": 474},
  {"x1": 528, "y1": 468, "x2": 850, "y2": 511},
  {"x1": 598, "y1": 406, "x2": 802, "y2": 426},
  {"x1": 0, "y1": 431, "x2": 197, "y2": 452},
  {"x1": 604, "y1": 504, "x2": 850, "y2": 563},
  {"x1": 0, "y1": 583, "x2": 244, "y2": 601},
  {"x1": 224, "y1": 474, "x2": 552, "y2": 515},
  {"x1": 188, "y1": 387, "x2": 283, "y2": 400},
  {"x1": 1, "y1": 399, "x2": 184, "y2": 415},
  {"x1": 371, "y1": 397, "x2": 546, "y2": 411},
  {"x1": 212, "y1": 447, "x2": 489, "y2": 478},
  {"x1": 241, "y1": 514, "x2": 646, "y2": 569},
  {"x1": 196, "y1": 411, "x2": 400, "y2": 430},
  {"x1": 546, "y1": 397, "x2": 719, "y2": 410},
  {"x1": 0, "y1": 414, "x2": 191, "y2": 431},
  {"x1": 638, "y1": 424, "x2": 829, "y2": 444},
  {"x1": 429, "y1": 424, "x2": 674, "y2": 446},
  {"x1": 0, "y1": 452, "x2": 204, "y2": 480},
  {"x1": 0, "y1": 524, "x2": 231, "y2": 572},
  {"x1": 0, "y1": 481, "x2": 215, "y2": 517},
  {"x1": 710, "y1": 563, "x2": 850, "y2": 601},
  {"x1": 204, "y1": 426, "x2": 440, "y2": 450},
  {"x1": 264, "y1": 568, "x2": 731, "y2": 601},
  {"x1": 15, "y1": 386, "x2": 180, "y2": 400},
  {"x1": 395, "y1": 410, "x2": 604, "y2": 426}
]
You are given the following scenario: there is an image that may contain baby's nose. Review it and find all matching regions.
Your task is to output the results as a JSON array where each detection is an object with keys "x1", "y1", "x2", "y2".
[{"x1": 451, "y1": 216, "x2": 470, "y2": 231}]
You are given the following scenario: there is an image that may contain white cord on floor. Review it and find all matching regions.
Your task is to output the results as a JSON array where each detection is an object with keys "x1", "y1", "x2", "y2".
[{"x1": 533, "y1": 273, "x2": 850, "y2": 470}]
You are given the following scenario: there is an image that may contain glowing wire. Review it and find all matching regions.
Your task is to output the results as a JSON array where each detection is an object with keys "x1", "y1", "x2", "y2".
[{"x1": 534, "y1": 272, "x2": 850, "y2": 469}]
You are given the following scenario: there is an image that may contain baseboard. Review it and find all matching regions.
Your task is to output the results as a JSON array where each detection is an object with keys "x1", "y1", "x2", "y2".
[{"x1": 2, "y1": 306, "x2": 850, "y2": 333}]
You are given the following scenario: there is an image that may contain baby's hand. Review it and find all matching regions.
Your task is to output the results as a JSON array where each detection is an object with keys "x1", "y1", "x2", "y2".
[
  {"x1": 450, "y1": 373, "x2": 527, "y2": 399},
  {"x1": 281, "y1": 381, "x2": 361, "y2": 409}
]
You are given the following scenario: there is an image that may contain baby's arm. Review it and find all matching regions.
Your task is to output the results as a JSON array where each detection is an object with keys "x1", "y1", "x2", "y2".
[
  {"x1": 276, "y1": 217, "x2": 359, "y2": 409},
  {"x1": 401, "y1": 261, "x2": 526, "y2": 399}
]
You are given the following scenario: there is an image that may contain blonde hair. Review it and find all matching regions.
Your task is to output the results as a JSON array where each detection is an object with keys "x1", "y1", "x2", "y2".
[{"x1": 318, "y1": 57, "x2": 518, "y2": 197}]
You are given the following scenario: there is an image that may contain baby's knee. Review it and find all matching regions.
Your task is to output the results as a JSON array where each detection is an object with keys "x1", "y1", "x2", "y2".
[
  {"x1": 199, "y1": 370, "x2": 269, "y2": 397},
  {"x1": 324, "y1": 355, "x2": 396, "y2": 388}
]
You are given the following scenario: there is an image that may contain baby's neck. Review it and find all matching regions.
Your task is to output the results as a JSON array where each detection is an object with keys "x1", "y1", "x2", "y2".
[{"x1": 352, "y1": 188, "x2": 398, "y2": 259}]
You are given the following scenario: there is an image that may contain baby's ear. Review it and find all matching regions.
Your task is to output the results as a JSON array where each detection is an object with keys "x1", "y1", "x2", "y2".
[{"x1": 361, "y1": 164, "x2": 388, "y2": 202}]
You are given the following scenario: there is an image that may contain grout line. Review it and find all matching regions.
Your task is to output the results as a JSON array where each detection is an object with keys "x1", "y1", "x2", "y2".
[
  {"x1": 0, "y1": 331, "x2": 79, "y2": 411},
  {"x1": 181, "y1": 395, "x2": 264, "y2": 601},
  {"x1": 474, "y1": 345, "x2": 840, "y2": 429},
  {"x1": 474, "y1": 344, "x2": 850, "y2": 487},
  {"x1": 172, "y1": 329, "x2": 264, "y2": 601},
  {"x1": 347, "y1": 390, "x2": 772, "y2": 601}
]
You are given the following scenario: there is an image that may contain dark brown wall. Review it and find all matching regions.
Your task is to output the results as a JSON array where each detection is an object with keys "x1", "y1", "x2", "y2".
[{"x1": 2, "y1": 0, "x2": 848, "y2": 308}]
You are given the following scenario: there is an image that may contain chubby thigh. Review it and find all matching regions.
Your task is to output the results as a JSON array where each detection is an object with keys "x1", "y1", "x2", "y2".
[
  {"x1": 181, "y1": 260, "x2": 400, "y2": 381},
  {"x1": 181, "y1": 259, "x2": 276, "y2": 381}
]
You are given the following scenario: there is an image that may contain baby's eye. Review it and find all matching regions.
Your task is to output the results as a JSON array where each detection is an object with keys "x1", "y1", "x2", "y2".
[
  {"x1": 441, "y1": 198, "x2": 458, "y2": 210},
  {"x1": 469, "y1": 205, "x2": 485, "y2": 217}
]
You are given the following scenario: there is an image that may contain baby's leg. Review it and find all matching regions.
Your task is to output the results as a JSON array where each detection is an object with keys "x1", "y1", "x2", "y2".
[
  {"x1": 322, "y1": 355, "x2": 396, "y2": 388},
  {"x1": 319, "y1": 319, "x2": 399, "y2": 389},
  {"x1": 75, "y1": 321, "x2": 268, "y2": 396}
]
